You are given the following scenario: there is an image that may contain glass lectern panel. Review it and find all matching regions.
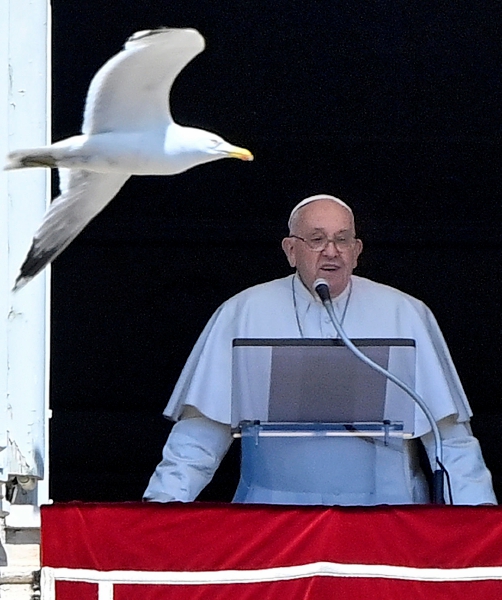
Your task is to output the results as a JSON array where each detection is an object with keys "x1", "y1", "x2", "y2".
[{"x1": 231, "y1": 339, "x2": 416, "y2": 434}]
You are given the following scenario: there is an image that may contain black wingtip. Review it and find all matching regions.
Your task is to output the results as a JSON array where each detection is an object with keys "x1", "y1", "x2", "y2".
[
  {"x1": 15, "y1": 245, "x2": 58, "y2": 291},
  {"x1": 12, "y1": 275, "x2": 30, "y2": 292}
]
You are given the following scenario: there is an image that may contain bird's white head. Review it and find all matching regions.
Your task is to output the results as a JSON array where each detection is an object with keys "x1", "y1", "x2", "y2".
[{"x1": 165, "y1": 125, "x2": 253, "y2": 172}]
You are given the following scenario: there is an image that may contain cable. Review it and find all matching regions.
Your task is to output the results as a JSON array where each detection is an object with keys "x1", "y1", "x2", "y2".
[{"x1": 314, "y1": 278, "x2": 445, "y2": 504}]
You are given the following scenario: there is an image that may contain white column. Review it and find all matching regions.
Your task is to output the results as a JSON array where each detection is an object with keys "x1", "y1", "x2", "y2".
[{"x1": 0, "y1": 0, "x2": 51, "y2": 511}]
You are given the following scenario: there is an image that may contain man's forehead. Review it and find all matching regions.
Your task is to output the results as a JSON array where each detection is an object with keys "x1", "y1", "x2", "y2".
[{"x1": 294, "y1": 200, "x2": 355, "y2": 230}]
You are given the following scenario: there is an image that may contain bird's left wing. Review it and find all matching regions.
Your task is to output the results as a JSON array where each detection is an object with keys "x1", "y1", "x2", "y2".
[
  {"x1": 82, "y1": 28, "x2": 205, "y2": 135},
  {"x1": 14, "y1": 170, "x2": 129, "y2": 290}
]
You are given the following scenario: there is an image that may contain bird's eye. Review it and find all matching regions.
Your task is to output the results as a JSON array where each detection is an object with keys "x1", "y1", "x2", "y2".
[{"x1": 209, "y1": 139, "x2": 221, "y2": 148}]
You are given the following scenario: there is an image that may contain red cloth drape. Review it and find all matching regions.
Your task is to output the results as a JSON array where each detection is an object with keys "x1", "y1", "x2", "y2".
[{"x1": 41, "y1": 502, "x2": 502, "y2": 599}]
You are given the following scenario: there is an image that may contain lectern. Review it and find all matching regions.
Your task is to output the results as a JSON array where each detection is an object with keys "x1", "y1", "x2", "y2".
[{"x1": 231, "y1": 339, "x2": 428, "y2": 505}]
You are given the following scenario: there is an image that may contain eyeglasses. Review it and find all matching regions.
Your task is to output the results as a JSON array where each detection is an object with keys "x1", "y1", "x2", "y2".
[{"x1": 289, "y1": 233, "x2": 357, "y2": 252}]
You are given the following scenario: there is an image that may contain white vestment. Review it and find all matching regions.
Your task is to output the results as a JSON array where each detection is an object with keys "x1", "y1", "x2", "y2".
[{"x1": 144, "y1": 275, "x2": 496, "y2": 505}]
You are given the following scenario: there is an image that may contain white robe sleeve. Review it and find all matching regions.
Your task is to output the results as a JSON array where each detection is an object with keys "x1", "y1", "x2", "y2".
[
  {"x1": 420, "y1": 416, "x2": 497, "y2": 505},
  {"x1": 143, "y1": 407, "x2": 233, "y2": 503}
]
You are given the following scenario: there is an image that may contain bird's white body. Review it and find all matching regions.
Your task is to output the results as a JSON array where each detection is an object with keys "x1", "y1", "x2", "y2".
[
  {"x1": 6, "y1": 27, "x2": 253, "y2": 289},
  {"x1": 47, "y1": 124, "x2": 241, "y2": 175}
]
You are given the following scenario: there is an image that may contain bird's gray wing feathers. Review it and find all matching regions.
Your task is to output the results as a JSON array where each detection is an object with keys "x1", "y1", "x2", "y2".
[
  {"x1": 82, "y1": 28, "x2": 205, "y2": 135},
  {"x1": 15, "y1": 170, "x2": 129, "y2": 289}
]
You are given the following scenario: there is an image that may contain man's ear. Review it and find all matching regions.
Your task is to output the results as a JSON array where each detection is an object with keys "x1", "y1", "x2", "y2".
[
  {"x1": 281, "y1": 237, "x2": 296, "y2": 267},
  {"x1": 353, "y1": 238, "x2": 363, "y2": 268}
]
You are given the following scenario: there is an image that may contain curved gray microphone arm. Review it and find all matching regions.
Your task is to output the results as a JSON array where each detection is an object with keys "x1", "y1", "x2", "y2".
[{"x1": 313, "y1": 278, "x2": 445, "y2": 504}]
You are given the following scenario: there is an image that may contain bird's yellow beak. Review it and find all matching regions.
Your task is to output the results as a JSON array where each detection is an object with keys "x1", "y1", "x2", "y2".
[{"x1": 228, "y1": 147, "x2": 254, "y2": 161}]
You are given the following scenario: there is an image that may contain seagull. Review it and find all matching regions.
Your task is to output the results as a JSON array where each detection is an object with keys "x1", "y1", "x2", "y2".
[{"x1": 5, "y1": 28, "x2": 253, "y2": 290}]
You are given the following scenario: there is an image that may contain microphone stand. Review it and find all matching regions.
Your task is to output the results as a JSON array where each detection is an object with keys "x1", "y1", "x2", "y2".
[{"x1": 314, "y1": 278, "x2": 445, "y2": 504}]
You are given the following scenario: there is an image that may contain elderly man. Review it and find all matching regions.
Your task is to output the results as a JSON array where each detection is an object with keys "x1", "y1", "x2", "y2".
[{"x1": 144, "y1": 194, "x2": 496, "y2": 505}]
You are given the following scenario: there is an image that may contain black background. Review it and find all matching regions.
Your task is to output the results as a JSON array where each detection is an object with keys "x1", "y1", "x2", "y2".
[{"x1": 48, "y1": 1, "x2": 502, "y2": 503}]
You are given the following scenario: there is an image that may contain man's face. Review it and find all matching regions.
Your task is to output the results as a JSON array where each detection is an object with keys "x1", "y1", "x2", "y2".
[{"x1": 281, "y1": 199, "x2": 363, "y2": 298}]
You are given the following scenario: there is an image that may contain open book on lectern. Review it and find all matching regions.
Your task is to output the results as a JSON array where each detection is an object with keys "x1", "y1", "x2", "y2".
[{"x1": 231, "y1": 339, "x2": 416, "y2": 436}]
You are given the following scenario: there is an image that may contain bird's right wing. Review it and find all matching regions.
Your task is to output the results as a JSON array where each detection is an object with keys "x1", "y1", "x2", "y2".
[
  {"x1": 14, "y1": 170, "x2": 129, "y2": 290},
  {"x1": 82, "y1": 28, "x2": 205, "y2": 135}
]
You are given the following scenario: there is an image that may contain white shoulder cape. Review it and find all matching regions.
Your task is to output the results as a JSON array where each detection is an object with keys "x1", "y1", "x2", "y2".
[{"x1": 163, "y1": 275, "x2": 472, "y2": 438}]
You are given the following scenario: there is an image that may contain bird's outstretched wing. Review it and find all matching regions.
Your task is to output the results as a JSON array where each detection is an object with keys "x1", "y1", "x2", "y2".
[
  {"x1": 82, "y1": 28, "x2": 205, "y2": 135},
  {"x1": 14, "y1": 170, "x2": 129, "y2": 290}
]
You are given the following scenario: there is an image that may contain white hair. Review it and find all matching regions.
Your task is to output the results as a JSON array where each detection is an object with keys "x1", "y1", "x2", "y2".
[{"x1": 288, "y1": 194, "x2": 353, "y2": 231}]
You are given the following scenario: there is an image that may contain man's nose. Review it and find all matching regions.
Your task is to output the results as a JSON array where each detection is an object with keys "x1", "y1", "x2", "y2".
[{"x1": 322, "y1": 240, "x2": 341, "y2": 257}]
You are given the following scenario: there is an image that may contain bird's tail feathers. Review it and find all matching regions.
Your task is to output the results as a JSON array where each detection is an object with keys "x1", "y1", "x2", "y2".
[{"x1": 5, "y1": 148, "x2": 59, "y2": 170}]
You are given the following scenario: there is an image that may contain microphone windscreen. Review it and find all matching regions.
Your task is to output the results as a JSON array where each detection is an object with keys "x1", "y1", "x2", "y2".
[{"x1": 313, "y1": 278, "x2": 331, "y2": 302}]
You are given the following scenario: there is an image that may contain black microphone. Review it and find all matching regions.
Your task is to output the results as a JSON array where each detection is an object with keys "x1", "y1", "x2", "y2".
[{"x1": 313, "y1": 278, "x2": 331, "y2": 303}]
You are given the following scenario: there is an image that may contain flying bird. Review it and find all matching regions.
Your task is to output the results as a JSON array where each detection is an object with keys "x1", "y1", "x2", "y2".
[{"x1": 6, "y1": 28, "x2": 253, "y2": 290}]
